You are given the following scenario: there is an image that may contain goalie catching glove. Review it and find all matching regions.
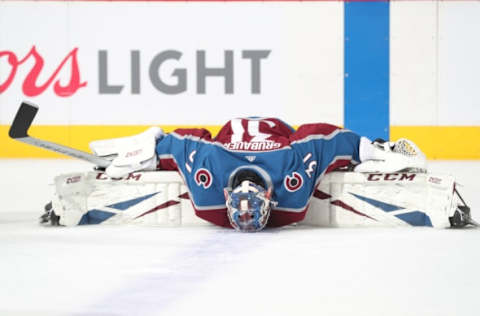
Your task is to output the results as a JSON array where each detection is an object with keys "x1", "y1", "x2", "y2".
[
  {"x1": 355, "y1": 137, "x2": 427, "y2": 173},
  {"x1": 89, "y1": 127, "x2": 164, "y2": 178}
]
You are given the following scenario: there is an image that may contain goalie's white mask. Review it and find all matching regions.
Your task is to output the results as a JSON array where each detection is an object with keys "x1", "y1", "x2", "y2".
[{"x1": 224, "y1": 180, "x2": 273, "y2": 232}]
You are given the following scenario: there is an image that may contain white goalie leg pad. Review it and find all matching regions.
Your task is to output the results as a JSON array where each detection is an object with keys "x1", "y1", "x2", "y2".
[
  {"x1": 89, "y1": 127, "x2": 164, "y2": 178},
  {"x1": 302, "y1": 171, "x2": 458, "y2": 228},
  {"x1": 52, "y1": 171, "x2": 209, "y2": 227},
  {"x1": 355, "y1": 137, "x2": 427, "y2": 173}
]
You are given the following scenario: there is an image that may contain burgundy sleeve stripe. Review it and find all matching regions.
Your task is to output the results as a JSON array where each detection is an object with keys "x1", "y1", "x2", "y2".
[
  {"x1": 157, "y1": 157, "x2": 178, "y2": 171},
  {"x1": 172, "y1": 129, "x2": 213, "y2": 140},
  {"x1": 290, "y1": 123, "x2": 342, "y2": 142},
  {"x1": 325, "y1": 159, "x2": 352, "y2": 174}
]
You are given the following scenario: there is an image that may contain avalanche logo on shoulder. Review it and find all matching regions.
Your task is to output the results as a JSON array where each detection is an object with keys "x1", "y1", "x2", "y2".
[
  {"x1": 284, "y1": 172, "x2": 303, "y2": 192},
  {"x1": 194, "y1": 168, "x2": 212, "y2": 189}
]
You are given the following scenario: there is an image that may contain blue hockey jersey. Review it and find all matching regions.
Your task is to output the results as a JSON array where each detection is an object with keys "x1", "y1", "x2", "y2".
[{"x1": 155, "y1": 118, "x2": 361, "y2": 228}]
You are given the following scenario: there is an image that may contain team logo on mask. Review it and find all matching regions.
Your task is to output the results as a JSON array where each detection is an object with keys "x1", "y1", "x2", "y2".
[
  {"x1": 284, "y1": 172, "x2": 303, "y2": 192},
  {"x1": 194, "y1": 168, "x2": 212, "y2": 189}
]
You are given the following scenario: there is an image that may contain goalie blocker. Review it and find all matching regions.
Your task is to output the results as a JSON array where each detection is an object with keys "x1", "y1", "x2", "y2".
[{"x1": 41, "y1": 169, "x2": 474, "y2": 229}]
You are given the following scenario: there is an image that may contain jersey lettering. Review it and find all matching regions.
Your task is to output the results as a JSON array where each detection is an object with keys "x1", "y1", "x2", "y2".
[{"x1": 223, "y1": 141, "x2": 281, "y2": 151}]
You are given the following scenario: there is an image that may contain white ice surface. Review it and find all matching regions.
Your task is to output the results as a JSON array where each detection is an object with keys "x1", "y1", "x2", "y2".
[{"x1": 1, "y1": 159, "x2": 479, "y2": 316}]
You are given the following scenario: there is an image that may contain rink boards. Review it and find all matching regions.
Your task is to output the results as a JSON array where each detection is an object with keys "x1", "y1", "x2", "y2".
[{"x1": 0, "y1": 0, "x2": 479, "y2": 159}]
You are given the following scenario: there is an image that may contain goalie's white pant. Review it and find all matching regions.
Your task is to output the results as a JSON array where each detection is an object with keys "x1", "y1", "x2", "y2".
[{"x1": 51, "y1": 171, "x2": 459, "y2": 229}]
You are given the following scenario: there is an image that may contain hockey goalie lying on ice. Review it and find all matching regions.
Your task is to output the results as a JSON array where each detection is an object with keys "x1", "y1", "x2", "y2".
[{"x1": 36, "y1": 116, "x2": 475, "y2": 231}]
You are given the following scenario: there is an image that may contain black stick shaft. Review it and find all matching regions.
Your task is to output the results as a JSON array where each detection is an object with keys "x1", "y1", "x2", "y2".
[{"x1": 8, "y1": 101, "x2": 111, "y2": 168}]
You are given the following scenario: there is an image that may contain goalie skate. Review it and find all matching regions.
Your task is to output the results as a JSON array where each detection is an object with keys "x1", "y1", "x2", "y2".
[
  {"x1": 449, "y1": 189, "x2": 478, "y2": 228},
  {"x1": 39, "y1": 201, "x2": 60, "y2": 226}
]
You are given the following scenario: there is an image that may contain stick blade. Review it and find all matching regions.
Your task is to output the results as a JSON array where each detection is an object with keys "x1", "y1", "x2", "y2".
[{"x1": 9, "y1": 101, "x2": 39, "y2": 139}]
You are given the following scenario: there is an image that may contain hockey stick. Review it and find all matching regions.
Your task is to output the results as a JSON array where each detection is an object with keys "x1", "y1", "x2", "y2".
[{"x1": 9, "y1": 101, "x2": 111, "y2": 168}]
